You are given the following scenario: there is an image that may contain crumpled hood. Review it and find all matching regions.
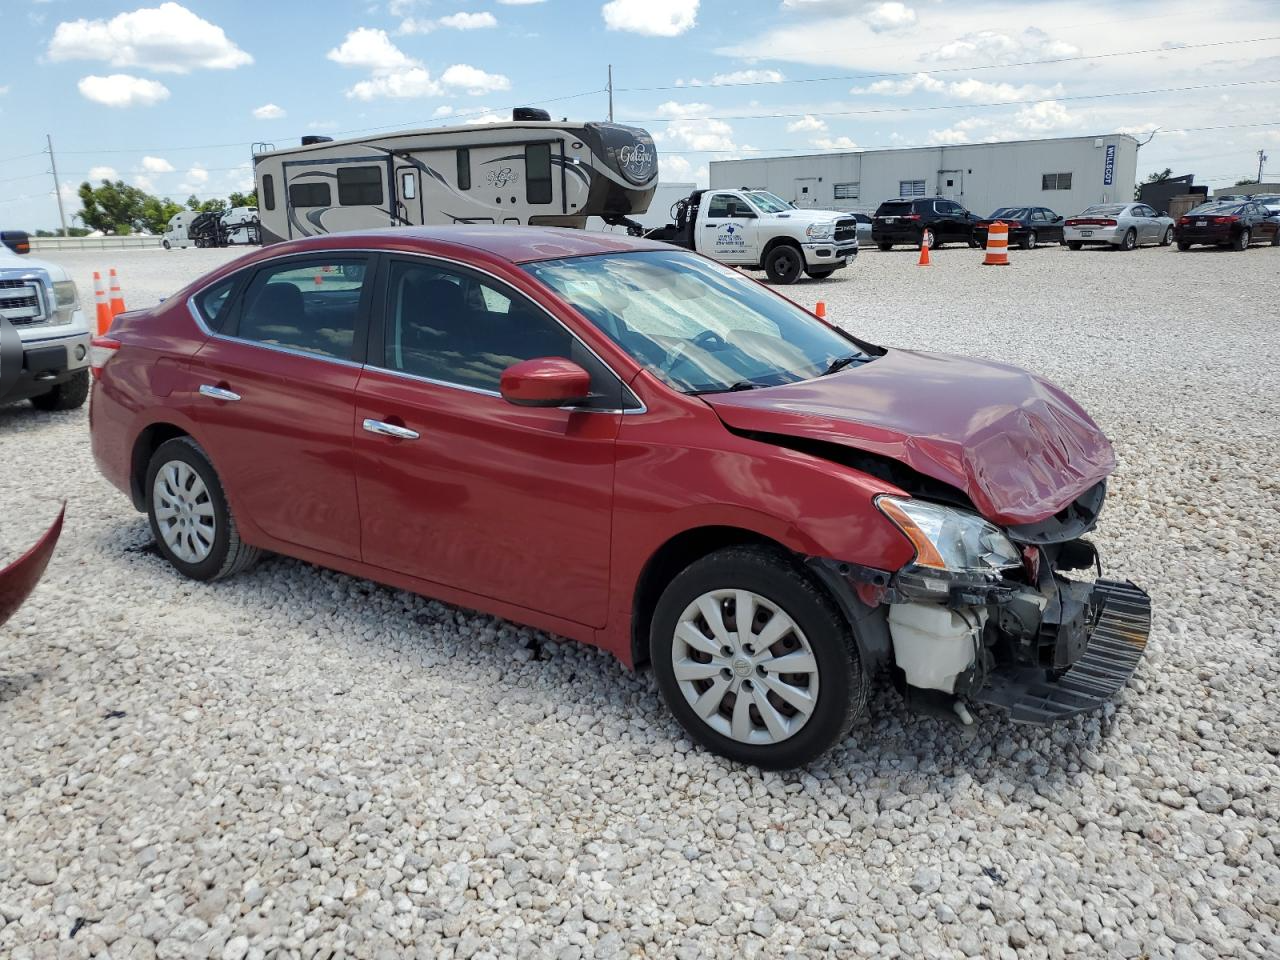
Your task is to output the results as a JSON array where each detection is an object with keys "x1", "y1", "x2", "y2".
[{"x1": 703, "y1": 348, "x2": 1116, "y2": 526}]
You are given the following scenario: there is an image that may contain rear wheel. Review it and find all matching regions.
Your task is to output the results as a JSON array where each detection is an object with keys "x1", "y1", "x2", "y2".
[
  {"x1": 877, "y1": 242, "x2": 892, "y2": 252},
  {"x1": 1160, "y1": 227, "x2": 1173, "y2": 246},
  {"x1": 30, "y1": 370, "x2": 89, "y2": 411},
  {"x1": 650, "y1": 546, "x2": 866, "y2": 769},
  {"x1": 764, "y1": 245, "x2": 803, "y2": 285},
  {"x1": 1177, "y1": 241, "x2": 1192, "y2": 251},
  {"x1": 805, "y1": 268, "x2": 836, "y2": 280},
  {"x1": 1067, "y1": 241, "x2": 1082, "y2": 251},
  {"x1": 1021, "y1": 230, "x2": 1037, "y2": 250},
  {"x1": 1271, "y1": 230, "x2": 1279, "y2": 247},
  {"x1": 1233, "y1": 229, "x2": 1250, "y2": 251},
  {"x1": 1120, "y1": 229, "x2": 1137, "y2": 251},
  {"x1": 162, "y1": 239, "x2": 171, "y2": 250},
  {"x1": 146, "y1": 437, "x2": 260, "y2": 582}
]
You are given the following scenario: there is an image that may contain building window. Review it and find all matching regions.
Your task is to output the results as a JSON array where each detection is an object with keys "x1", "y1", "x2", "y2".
[
  {"x1": 457, "y1": 149, "x2": 471, "y2": 191},
  {"x1": 337, "y1": 166, "x2": 383, "y2": 206},
  {"x1": 262, "y1": 175, "x2": 275, "y2": 211},
  {"x1": 1042, "y1": 172, "x2": 1073, "y2": 190},
  {"x1": 899, "y1": 180, "x2": 926, "y2": 197},
  {"x1": 288, "y1": 182, "x2": 331, "y2": 208},
  {"x1": 833, "y1": 182, "x2": 859, "y2": 200},
  {"x1": 526, "y1": 143, "x2": 552, "y2": 204}
]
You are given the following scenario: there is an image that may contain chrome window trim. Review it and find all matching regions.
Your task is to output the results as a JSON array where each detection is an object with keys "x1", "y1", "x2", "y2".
[{"x1": 184, "y1": 245, "x2": 648, "y2": 415}]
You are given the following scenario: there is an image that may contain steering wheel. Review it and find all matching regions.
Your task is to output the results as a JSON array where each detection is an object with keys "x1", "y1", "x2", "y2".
[{"x1": 662, "y1": 330, "x2": 725, "y2": 376}]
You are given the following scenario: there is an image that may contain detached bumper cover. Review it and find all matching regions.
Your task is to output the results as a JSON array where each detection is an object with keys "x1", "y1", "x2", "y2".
[{"x1": 972, "y1": 579, "x2": 1151, "y2": 723}]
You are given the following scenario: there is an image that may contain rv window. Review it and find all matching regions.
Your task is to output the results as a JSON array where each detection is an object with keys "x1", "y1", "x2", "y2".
[
  {"x1": 400, "y1": 171, "x2": 416, "y2": 200},
  {"x1": 338, "y1": 166, "x2": 383, "y2": 206},
  {"x1": 289, "y1": 182, "x2": 332, "y2": 208},
  {"x1": 526, "y1": 143, "x2": 552, "y2": 204},
  {"x1": 457, "y1": 149, "x2": 471, "y2": 191},
  {"x1": 234, "y1": 258, "x2": 368, "y2": 360},
  {"x1": 262, "y1": 175, "x2": 275, "y2": 211}
]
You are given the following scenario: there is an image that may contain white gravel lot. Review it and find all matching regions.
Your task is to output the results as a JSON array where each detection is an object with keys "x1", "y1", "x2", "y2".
[{"x1": 2, "y1": 241, "x2": 1278, "y2": 960}]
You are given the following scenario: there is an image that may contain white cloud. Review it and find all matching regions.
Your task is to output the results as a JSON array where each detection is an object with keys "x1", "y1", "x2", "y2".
[
  {"x1": 927, "y1": 27, "x2": 1079, "y2": 64},
  {"x1": 307, "y1": 120, "x2": 339, "y2": 130},
  {"x1": 498, "y1": 0, "x2": 546, "y2": 4},
  {"x1": 348, "y1": 67, "x2": 441, "y2": 100},
  {"x1": 852, "y1": 72, "x2": 1061, "y2": 103},
  {"x1": 0, "y1": 86, "x2": 8, "y2": 96},
  {"x1": 88, "y1": 166, "x2": 118, "y2": 181},
  {"x1": 659, "y1": 154, "x2": 708, "y2": 187},
  {"x1": 141, "y1": 156, "x2": 174, "y2": 173},
  {"x1": 77, "y1": 74, "x2": 170, "y2": 108},
  {"x1": 400, "y1": 11, "x2": 499, "y2": 33},
  {"x1": 134, "y1": 175, "x2": 155, "y2": 192},
  {"x1": 656, "y1": 100, "x2": 712, "y2": 118},
  {"x1": 657, "y1": 118, "x2": 737, "y2": 152},
  {"x1": 434, "y1": 105, "x2": 455, "y2": 117},
  {"x1": 812, "y1": 136, "x2": 858, "y2": 150},
  {"x1": 709, "y1": 69, "x2": 785, "y2": 86},
  {"x1": 186, "y1": 165, "x2": 209, "y2": 185},
  {"x1": 327, "y1": 28, "x2": 415, "y2": 72},
  {"x1": 440, "y1": 64, "x2": 511, "y2": 95},
  {"x1": 865, "y1": 2, "x2": 916, "y2": 31},
  {"x1": 1012, "y1": 100, "x2": 1081, "y2": 133},
  {"x1": 463, "y1": 112, "x2": 510, "y2": 125},
  {"x1": 48, "y1": 2, "x2": 251, "y2": 74},
  {"x1": 787, "y1": 114, "x2": 827, "y2": 133},
  {"x1": 602, "y1": 0, "x2": 698, "y2": 37},
  {"x1": 252, "y1": 103, "x2": 286, "y2": 120}
]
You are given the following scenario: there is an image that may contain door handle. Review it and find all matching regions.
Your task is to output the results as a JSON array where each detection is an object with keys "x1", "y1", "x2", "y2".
[
  {"x1": 362, "y1": 418, "x2": 420, "y2": 441},
  {"x1": 198, "y1": 384, "x2": 240, "y2": 402},
  {"x1": 704, "y1": 223, "x2": 719, "y2": 228}
]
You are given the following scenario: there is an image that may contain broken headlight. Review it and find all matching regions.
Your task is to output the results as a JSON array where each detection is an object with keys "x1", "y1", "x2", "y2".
[{"x1": 877, "y1": 496, "x2": 1022, "y2": 575}]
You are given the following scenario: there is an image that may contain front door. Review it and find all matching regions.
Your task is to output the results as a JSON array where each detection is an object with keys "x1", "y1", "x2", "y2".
[
  {"x1": 189, "y1": 254, "x2": 372, "y2": 559},
  {"x1": 703, "y1": 193, "x2": 759, "y2": 264},
  {"x1": 353, "y1": 256, "x2": 622, "y2": 627},
  {"x1": 395, "y1": 166, "x2": 423, "y2": 225}
]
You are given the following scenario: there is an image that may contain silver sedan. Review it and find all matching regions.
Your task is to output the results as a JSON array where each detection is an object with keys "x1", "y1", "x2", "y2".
[{"x1": 1064, "y1": 202, "x2": 1175, "y2": 251}]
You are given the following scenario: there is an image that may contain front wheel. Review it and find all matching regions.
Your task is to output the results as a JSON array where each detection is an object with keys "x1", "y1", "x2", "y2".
[
  {"x1": 1067, "y1": 241, "x2": 1082, "y2": 251},
  {"x1": 162, "y1": 239, "x2": 171, "y2": 250},
  {"x1": 805, "y1": 268, "x2": 836, "y2": 280},
  {"x1": 650, "y1": 546, "x2": 867, "y2": 769},
  {"x1": 1160, "y1": 227, "x2": 1173, "y2": 246},
  {"x1": 1120, "y1": 229, "x2": 1137, "y2": 251},
  {"x1": 1021, "y1": 230, "x2": 1037, "y2": 250},
  {"x1": 1177, "y1": 241, "x2": 1192, "y2": 251},
  {"x1": 146, "y1": 437, "x2": 261, "y2": 582},
  {"x1": 763, "y1": 245, "x2": 803, "y2": 284},
  {"x1": 30, "y1": 369, "x2": 89, "y2": 411},
  {"x1": 877, "y1": 242, "x2": 892, "y2": 252},
  {"x1": 1233, "y1": 229, "x2": 1250, "y2": 251}
]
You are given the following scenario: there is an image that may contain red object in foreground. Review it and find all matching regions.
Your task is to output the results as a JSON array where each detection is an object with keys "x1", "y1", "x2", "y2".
[
  {"x1": 0, "y1": 507, "x2": 64, "y2": 628},
  {"x1": 87, "y1": 226, "x2": 1149, "y2": 768}
]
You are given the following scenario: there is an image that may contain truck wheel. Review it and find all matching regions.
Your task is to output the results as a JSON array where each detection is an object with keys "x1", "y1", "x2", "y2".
[
  {"x1": 162, "y1": 239, "x2": 171, "y2": 250},
  {"x1": 30, "y1": 370, "x2": 89, "y2": 411},
  {"x1": 805, "y1": 268, "x2": 836, "y2": 280},
  {"x1": 649, "y1": 545, "x2": 867, "y2": 769},
  {"x1": 764, "y1": 245, "x2": 803, "y2": 284},
  {"x1": 877, "y1": 242, "x2": 892, "y2": 252}
]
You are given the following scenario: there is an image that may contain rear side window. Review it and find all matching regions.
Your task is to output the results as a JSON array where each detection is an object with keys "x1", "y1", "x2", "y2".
[
  {"x1": 337, "y1": 166, "x2": 383, "y2": 206},
  {"x1": 289, "y1": 182, "x2": 331, "y2": 208},
  {"x1": 262, "y1": 175, "x2": 275, "y2": 211},
  {"x1": 457, "y1": 148, "x2": 471, "y2": 190},
  {"x1": 526, "y1": 143, "x2": 552, "y2": 204},
  {"x1": 233, "y1": 258, "x2": 368, "y2": 360},
  {"x1": 195, "y1": 277, "x2": 238, "y2": 331},
  {"x1": 875, "y1": 200, "x2": 913, "y2": 216}
]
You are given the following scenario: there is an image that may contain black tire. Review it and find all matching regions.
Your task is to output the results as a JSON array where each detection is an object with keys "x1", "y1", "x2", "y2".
[
  {"x1": 1021, "y1": 230, "x2": 1037, "y2": 250},
  {"x1": 1067, "y1": 241, "x2": 1082, "y2": 251},
  {"x1": 1120, "y1": 229, "x2": 1137, "y2": 251},
  {"x1": 30, "y1": 369, "x2": 89, "y2": 411},
  {"x1": 145, "y1": 437, "x2": 261, "y2": 582},
  {"x1": 162, "y1": 239, "x2": 171, "y2": 250},
  {"x1": 804, "y1": 268, "x2": 836, "y2": 280},
  {"x1": 877, "y1": 242, "x2": 892, "y2": 252},
  {"x1": 1233, "y1": 229, "x2": 1250, "y2": 251},
  {"x1": 1271, "y1": 230, "x2": 1279, "y2": 247},
  {"x1": 1177, "y1": 241, "x2": 1192, "y2": 251},
  {"x1": 763, "y1": 245, "x2": 803, "y2": 284},
  {"x1": 1160, "y1": 227, "x2": 1173, "y2": 246},
  {"x1": 650, "y1": 545, "x2": 867, "y2": 770}
]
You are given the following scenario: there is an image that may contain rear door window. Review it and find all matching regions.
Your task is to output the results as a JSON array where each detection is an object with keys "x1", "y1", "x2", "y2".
[{"x1": 232, "y1": 258, "x2": 369, "y2": 360}]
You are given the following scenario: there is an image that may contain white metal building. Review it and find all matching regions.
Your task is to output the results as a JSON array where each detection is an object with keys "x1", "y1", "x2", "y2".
[{"x1": 710, "y1": 134, "x2": 1139, "y2": 218}]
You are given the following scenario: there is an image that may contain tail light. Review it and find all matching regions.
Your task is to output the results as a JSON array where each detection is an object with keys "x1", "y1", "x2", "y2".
[
  {"x1": 1178, "y1": 217, "x2": 1190, "y2": 225},
  {"x1": 975, "y1": 221, "x2": 990, "y2": 228},
  {"x1": 89, "y1": 336, "x2": 120, "y2": 380},
  {"x1": 904, "y1": 214, "x2": 921, "y2": 221},
  {"x1": 1066, "y1": 218, "x2": 1117, "y2": 227},
  {"x1": 1212, "y1": 215, "x2": 1239, "y2": 224}
]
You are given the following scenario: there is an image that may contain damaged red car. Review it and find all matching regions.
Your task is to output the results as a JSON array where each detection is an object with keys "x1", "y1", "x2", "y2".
[{"x1": 89, "y1": 227, "x2": 1150, "y2": 769}]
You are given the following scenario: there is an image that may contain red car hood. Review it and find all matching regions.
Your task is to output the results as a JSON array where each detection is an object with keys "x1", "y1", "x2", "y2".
[{"x1": 704, "y1": 349, "x2": 1115, "y2": 526}]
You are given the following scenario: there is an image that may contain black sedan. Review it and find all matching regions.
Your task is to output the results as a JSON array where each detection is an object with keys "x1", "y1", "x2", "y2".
[
  {"x1": 1175, "y1": 200, "x2": 1280, "y2": 250},
  {"x1": 974, "y1": 207, "x2": 1066, "y2": 249}
]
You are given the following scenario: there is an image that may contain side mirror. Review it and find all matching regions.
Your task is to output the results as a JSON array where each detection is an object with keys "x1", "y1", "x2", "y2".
[
  {"x1": 1, "y1": 231, "x2": 31, "y2": 255},
  {"x1": 500, "y1": 357, "x2": 591, "y2": 408}
]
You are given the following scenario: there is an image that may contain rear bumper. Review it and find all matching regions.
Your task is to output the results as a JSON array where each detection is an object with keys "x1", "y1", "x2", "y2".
[
  {"x1": 1174, "y1": 227, "x2": 1233, "y2": 245},
  {"x1": 1064, "y1": 226, "x2": 1125, "y2": 245},
  {"x1": 0, "y1": 327, "x2": 91, "y2": 405}
]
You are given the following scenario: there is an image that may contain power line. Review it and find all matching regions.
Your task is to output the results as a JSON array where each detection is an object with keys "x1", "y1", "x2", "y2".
[
  {"x1": 618, "y1": 35, "x2": 1280, "y2": 93},
  {"x1": 632, "y1": 78, "x2": 1280, "y2": 123}
]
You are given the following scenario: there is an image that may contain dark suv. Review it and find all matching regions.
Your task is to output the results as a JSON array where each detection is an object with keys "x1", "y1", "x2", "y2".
[{"x1": 871, "y1": 197, "x2": 980, "y2": 250}]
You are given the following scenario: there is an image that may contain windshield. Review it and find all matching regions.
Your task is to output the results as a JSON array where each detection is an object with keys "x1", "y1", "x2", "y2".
[
  {"x1": 523, "y1": 250, "x2": 870, "y2": 395},
  {"x1": 875, "y1": 201, "x2": 913, "y2": 216},
  {"x1": 990, "y1": 207, "x2": 1028, "y2": 219},
  {"x1": 1081, "y1": 204, "x2": 1126, "y2": 216},
  {"x1": 745, "y1": 191, "x2": 794, "y2": 213}
]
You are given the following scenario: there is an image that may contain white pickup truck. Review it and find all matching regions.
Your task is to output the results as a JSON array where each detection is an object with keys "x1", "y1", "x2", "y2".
[
  {"x1": 646, "y1": 188, "x2": 858, "y2": 283},
  {"x1": 0, "y1": 231, "x2": 92, "y2": 411}
]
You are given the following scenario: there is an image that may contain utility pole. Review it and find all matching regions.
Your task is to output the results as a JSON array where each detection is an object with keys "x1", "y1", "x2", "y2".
[
  {"x1": 1258, "y1": 149, "x2": 1268, "y2": 183},
  {"x1": 46, "y1": 134, "x2": 68, "y2": 237},
  {"x1": 607, "y1": 65, "x2": 613, "y2": 123}
]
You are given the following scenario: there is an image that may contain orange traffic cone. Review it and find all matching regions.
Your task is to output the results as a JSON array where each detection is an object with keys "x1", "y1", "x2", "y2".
[
  {"x1": 983, "y1": 221, "x2": 1010, "y2": 266},
  {"x1": 917, "y1": 229, "x2": 932, "y2": 266},
  {"x1": 815, "y1": 301, "x2": 826, "y2": 319},
  {"x1": 108, "y1": 267, "x2": 127, "y2": 316},
  {"x1": 93, "y1": 271, "x2": 112, "y2": 335}
]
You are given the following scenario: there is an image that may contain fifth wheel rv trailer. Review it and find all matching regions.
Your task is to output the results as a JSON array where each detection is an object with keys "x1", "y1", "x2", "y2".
[{"x1": 252, "y1": 108, "x2": 658, "y2": 244}]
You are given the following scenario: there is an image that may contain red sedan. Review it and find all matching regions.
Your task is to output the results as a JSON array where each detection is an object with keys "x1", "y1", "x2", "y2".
[{"x1": 89, "y1": 227, "x2": 1150, "y2": 768}]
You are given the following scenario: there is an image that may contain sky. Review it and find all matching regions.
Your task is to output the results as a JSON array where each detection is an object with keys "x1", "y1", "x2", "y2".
[{"x1": 2, "y1": 0, "x2": 1279, "y2": 230}]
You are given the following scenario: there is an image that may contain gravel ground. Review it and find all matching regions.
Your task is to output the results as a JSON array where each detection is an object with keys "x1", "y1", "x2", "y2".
[{"x1": 2, "y1": 241, "x2": 1278, "y2": 960}]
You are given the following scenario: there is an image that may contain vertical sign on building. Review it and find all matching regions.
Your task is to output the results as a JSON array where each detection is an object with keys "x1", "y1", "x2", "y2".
[{"x1": 1103, "y1": 144, "x2": 1116, "y2": 186}]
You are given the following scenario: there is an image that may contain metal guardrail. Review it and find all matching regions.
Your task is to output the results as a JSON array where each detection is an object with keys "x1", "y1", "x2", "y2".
[{"x1": 28, "y1": 235, "x2": 163, "y2": 252}]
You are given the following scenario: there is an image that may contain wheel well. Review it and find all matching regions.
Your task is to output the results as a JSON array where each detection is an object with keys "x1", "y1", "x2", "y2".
[
  {"x1": 630, "y1": 526, "x2": 790, "y2": 668},
  {"x1": 129, "y1": 423, "x2": 190, "y2": 510},
  {"x1": 762, "y1": 236, "x2": 802, "y2": 260}
]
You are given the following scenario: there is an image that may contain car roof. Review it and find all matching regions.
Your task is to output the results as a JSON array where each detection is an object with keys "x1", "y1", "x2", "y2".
[{"x1": 253, "y1": 225, "x2": 672, "y2": 265}]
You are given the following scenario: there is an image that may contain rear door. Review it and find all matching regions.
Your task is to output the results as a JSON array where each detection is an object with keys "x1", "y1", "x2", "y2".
[{"x1": 189, "y1": 254, "x2": 372, "y2": 559}]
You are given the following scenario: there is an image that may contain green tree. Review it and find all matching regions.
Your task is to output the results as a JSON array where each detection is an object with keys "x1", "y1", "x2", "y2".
[
  {"x1": 141, "y1": 195, "x2": 184, "y2": 234},
  {"x1": 228, "y1": 190, "x2": 258, "y2": 209},
  {"x1": 186, "y1": 194, "x2": 227, "y2": 214},
  {"x1": 1135, "y1": 168, "x2": 1174, "y2": 200},
  {"x1": 1234, "y1": 178, "x2": 1256, "y2": 186},
  {"x1": 77, "y1": 179, "x2": 154, "y2": 233}
]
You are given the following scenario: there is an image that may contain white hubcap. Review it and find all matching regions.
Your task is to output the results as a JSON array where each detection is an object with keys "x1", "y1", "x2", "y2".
[
  {"x1": 671, "y1": 589, "x2": 820, "y2": 745},
  {"x1": 153, "y1": 461, "x2": 216, "y2": 564}
]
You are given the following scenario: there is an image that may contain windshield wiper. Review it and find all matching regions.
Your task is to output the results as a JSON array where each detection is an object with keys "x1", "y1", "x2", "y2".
[
  {"x1": 822, "y1": 354, "x2": 867, "y2": 376},
  {"x1": 690, "y1": 380, "x2": 760, "y2": 396}
]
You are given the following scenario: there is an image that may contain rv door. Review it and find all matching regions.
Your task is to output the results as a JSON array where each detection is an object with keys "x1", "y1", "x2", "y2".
[{"x1": 395, "y1": 166, "x2": 423, "y2": 226}]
